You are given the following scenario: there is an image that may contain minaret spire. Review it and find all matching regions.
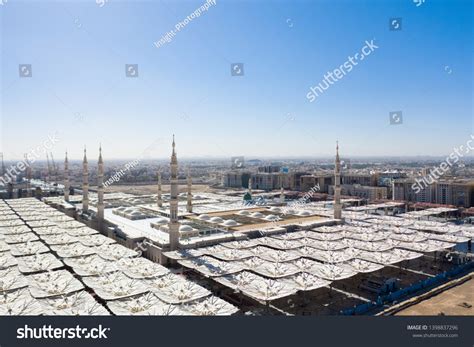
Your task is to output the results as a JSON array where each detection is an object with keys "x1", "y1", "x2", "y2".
[
  {"x1": 98, "y1": 143, "x2": 103, "y2": 163},
  {"x1": 157, "y1": 170, "x2": 163, "y2": 208},
  {"x1": 97, "y1": 145, "x2": 104, "y2": 229},
  {"x1": 82, "y1": 146, "x2": 89, "y2": 212},
  {"x1": 64, "y1": 151, "x2": 70, "y2": 201},
  {"x1": 171, "y1": 134, "x2": 177, "y2": 164},
  {"x1": 168, "y1": 135, "x2": 180, "y2": 251},
  {"x1": 334, "y1": 141, "x2": 342, "y2": 219},
  {"x1": 186, "y1": 167, "x2": 192, "y2": 213}
]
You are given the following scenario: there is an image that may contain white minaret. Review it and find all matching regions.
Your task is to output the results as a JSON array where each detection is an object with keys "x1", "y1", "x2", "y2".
[
  {"x1": 248, "y1": 177, "x2": 252, "y2": 195},
  {"x1": 157, "y1": 171, "x2": 163, "y2": 208},
  {"x1": 82, "y1": 147, "x2": 89, "y2": 212},
  {"x1": 64, "y1": 151, "x2": 70, "y2": 201},
  {"x1": 334, "y1": 141, "x2": 342, "y2": 219},
  {"x1": 168, "y1": 135, "x2": 180, "y2": 251},
  {"x1": 186, "y1": 167, "x2": 192, "y2": 213},
  {"x1": 97, "y1": 145, "x2": 105, "y2": 227}
]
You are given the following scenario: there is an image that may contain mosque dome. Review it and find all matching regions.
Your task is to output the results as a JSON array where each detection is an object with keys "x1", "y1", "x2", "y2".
[
  {"x1": 154, "y1": 218, "x2": 168, "y2": 225},
  {"x1": 198, "y1": 214, "x2": 211, "y2": 221},
  {"x1": 251, "y1": 212, "x2": 264, "y2": 218},
  {"x1": 265, "y1": 215, "x2": 278, "y2": 221},
  {"x1": 222, "y1": 219, "x2": 238, "y2": 226},
  {"x1": 179, "y1": 225, "x2": 193, "y2": 232}
]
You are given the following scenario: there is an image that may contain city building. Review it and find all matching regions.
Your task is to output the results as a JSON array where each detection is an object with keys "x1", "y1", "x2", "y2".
[
  {"x1": 329, "y1": 184, "x2": 388, "y2": 201},
  {"x1": 394, "y1": 178, "x2": 474, "y2": 208}
]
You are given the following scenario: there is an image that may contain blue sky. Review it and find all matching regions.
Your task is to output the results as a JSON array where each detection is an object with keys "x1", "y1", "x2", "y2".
[{"x1": 1, "y1": 0, "x2": 472, "y2": 160}]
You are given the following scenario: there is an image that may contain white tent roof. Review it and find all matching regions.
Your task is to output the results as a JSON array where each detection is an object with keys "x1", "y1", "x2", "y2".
[
  {"x1": 27, "y1": 270, "x2": 84, "y2": 299},
  {"x1": 63, "y1": 255, "x2": 118, "y2": 277},
  {"x1": 51, "y1": 243, "x2": 96, "y2": 258},
  {"x1": 17, "y1": 253, "x2": 64, "y2": 274},
  {"x1": 5, "y1": 232, "x2": 39, "y2": 244},
  {"x1": 214, "y1": 271, "x2": 298, "y2": 302},
  {"x1": 0, "y1": 266, "x2": 28, "y2": 292},
  {"x1": 82, "y1": 272, "x2": 149, "y2": 301},
  {"x1": 344, "y1": 259, "x2": 384, "y2": 273},
  {"x1": 278, "y1": 272, "x2": 331, "y2": 292},
  {"x1": 0, "y1": 288, "x2": 44, "y2": 315},
  {"x1": 178, "y1": 255, "x2": 243, "y2": 277},
  {"x1": 118, "y1": 257, "x2": 169, "y2": 279},
  {"x1": 40, "y1": 291, "x2": 109, "y2": 315},
  {"x1": 10, "y1": 241, "x2": 49, "y2": 257}
]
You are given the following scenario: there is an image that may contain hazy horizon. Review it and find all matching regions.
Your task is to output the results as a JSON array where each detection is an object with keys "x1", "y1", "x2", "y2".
[{"x1": 2, "y1": 153, "x2": 474, "y2": 162}]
